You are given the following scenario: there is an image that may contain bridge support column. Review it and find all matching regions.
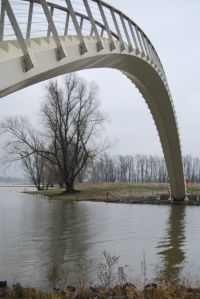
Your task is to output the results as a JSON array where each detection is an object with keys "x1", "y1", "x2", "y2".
[
  {"x1": 0, "y1": 3, "x2": 5, "y2": 41},
  {"x1": 2, "y1": 0, "x2": 36, "y2": 71},
  {"x1": 83, "y1": 0, "x2": 104, "y2": 52},
  {"x1": 40, "y1": 0, "x2": 66, "y2": 61},
  {"x1": 98, "y1": 2, "x2": 116, "y2": 51},
  {"x1": 65, "y1": 0, "x2": 87, "y2": 54}
]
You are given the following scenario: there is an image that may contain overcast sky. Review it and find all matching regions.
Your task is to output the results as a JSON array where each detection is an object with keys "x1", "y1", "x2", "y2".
[{"x1": 0, "y1": 0, "x2": 200, "y2": 176}]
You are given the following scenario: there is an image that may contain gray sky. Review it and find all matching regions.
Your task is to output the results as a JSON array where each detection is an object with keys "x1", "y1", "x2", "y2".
[{"x1": 0, "y1": 0, "x2": 200, "y2": 176}]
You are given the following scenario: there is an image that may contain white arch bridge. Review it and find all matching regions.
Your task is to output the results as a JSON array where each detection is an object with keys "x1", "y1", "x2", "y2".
[{"x1": 0, "y1": 0, "x2": 186, "y2": 200}]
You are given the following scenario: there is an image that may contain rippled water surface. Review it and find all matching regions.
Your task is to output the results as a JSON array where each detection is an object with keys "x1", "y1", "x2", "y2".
[{"x1": 0, "y1": 186, "x2": 200, "y2": 287}]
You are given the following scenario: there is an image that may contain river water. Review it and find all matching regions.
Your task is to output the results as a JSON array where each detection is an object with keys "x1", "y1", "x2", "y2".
[{"x1": 0, "y1": 186, "x2": 200, "y2": 288}]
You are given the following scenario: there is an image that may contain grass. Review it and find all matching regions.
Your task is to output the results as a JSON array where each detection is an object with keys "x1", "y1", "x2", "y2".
[
  {"x1": 29, "y1": 182, "x2": 170, "y2": 201},
  {"x1": 2, "y1": 282, "x2": 200, "y2": 299},
  {"x1": 28, "y1": 182, "x2": 200, "y2": 203}
]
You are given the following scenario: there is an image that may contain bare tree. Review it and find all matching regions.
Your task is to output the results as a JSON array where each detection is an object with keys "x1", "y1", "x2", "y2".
[
  {"x1": 0, "y1": 116, "x2": 46, "y2": 189},
  {"x1": 0, "y1": 74, "x2": 106, "y2": 193},
  {"x1": 38, "y1": 74, "x2": 106, "y2": 192},
  {"x1": 89, "y1": 153, "x2": 170, "y2": 183},
  {"x1": 21, "y1": 153, "x2": 46, "y2": 190}
]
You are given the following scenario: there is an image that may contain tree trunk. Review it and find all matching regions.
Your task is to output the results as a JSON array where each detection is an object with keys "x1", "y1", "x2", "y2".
[{"x1": 65, "y1": 179, "x2": 75, "y2": 193}]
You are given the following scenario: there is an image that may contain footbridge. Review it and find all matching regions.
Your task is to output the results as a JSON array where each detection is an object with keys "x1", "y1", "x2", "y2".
[{"x1": 0, "y1": 0, "x2": 186, "y2": 199}]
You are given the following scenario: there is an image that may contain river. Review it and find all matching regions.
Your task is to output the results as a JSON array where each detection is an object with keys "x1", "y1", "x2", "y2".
[{"x1": 0, "y1": 186, "x2": 200, "y2": 288}]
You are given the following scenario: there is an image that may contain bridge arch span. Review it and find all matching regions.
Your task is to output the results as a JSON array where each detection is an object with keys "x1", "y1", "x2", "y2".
[{"x1": 0, "y1": 0, "x2": 186, "y2": 199}]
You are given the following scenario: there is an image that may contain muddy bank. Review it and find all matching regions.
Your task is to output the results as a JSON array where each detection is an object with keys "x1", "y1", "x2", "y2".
[{"x1": 93, "y1": 193, "x2": 200, "y2": 205}]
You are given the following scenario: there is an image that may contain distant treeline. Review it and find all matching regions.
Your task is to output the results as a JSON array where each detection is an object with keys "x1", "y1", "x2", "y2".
[{"x1": 84, "y1": 154, "x2": 200, "y2": 183}]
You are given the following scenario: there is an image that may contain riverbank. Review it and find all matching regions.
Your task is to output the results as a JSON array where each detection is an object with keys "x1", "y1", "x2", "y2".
[
  {"x1": 1, "y1": 282, "x2": 200, "y2": 299},
  {"x1": 29, "y1": 182, "x2": 200, "y2": 205}
]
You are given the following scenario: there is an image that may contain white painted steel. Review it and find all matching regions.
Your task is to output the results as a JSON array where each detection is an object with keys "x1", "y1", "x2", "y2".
[{"x1": 0, "y1": 0, "x2": 186, "y2": 200}]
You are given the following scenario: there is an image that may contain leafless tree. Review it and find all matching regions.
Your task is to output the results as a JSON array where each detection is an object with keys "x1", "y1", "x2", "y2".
[
  {"x1": 89, "y1": 153, "x2": 170, "y2": 183},
  {"x1": 21, "y1": 153, "x2": 46, "y2": 190},
  {"x1": 39, "y1": 73, "x2": 106, "y2": 192},
  {"x1": 0, "y1": 116, "x2": 46, "y2": 190},
  {"x1": 0, "y1": 74, "x2": 106, "y2": 192}
]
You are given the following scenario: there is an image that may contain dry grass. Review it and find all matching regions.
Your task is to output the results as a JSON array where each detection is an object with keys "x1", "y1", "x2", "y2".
[
  {"x1": 28, "y1": 182, "x2": 200, "y2": 203},
  {"x1": 1, "y1": 283, "x2": 200, "y2": 299},
  {"x1": 29, "y1": 182, "x2": 170, "y2": 202}
]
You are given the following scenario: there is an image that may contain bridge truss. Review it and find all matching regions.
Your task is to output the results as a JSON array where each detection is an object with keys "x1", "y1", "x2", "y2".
[{"x1": 0, "y1": 0, "x2": 186, "y2": 199}]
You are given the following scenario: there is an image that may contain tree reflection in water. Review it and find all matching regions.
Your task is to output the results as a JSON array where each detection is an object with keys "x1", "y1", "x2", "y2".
[
  {"x1": 157, "y1": 205, "x2": 186, "y2": 282},
  {"x1": 33, "y1": 201, "x2": 91, "y2": 287}
]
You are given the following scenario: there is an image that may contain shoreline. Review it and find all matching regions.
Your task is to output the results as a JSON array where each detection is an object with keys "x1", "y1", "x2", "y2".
[
  {"x1": 1, "y1": 281, "x2": 200, "y2": 299},
  {"x1": 26, "y1": 182, "x2": 200, "y2": 205},
  {"x1": 28, "y1": 194, "x2": 200, "y2": 206},
  {"x1": 89, "y1": 196, "x2": 200, "y2": 205}
]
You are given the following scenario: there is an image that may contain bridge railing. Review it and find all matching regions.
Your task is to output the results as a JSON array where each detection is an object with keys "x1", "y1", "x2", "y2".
[{"x1": 0, "y1": 0, "x2": 166, "y2": 80}]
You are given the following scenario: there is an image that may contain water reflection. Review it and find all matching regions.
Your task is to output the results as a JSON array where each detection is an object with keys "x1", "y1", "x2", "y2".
[
  {"x1": 33, "y1": 201, "x2": 92, "y2": 285},
  {"x1": 157, "y1": 205, "x2": 186, "y2": 281},
  {"x1": 1, "y1": 187, "x2": 196, "y2": 287}
]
